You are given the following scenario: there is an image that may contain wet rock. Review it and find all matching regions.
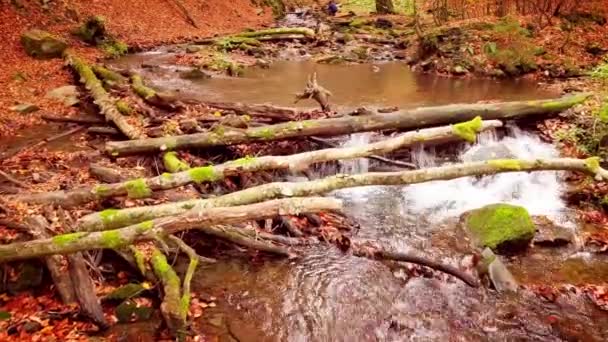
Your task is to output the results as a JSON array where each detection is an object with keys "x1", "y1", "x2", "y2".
[
  {"x1": 46, "y1": 85, "x2": 80, "y2": 107},
  {"x1": 452, "y1": 65, "x2": 467, "y2": 75},
  {"x1": 185, "y1": 45, "x2": 202, "y2": 53},
  {"x1": 463, "y1": 203, "x2": 535, "y2": 253},
  {"x1": 179, "y1": 67, "x2": 211, "y2": 80},
  {"x1": 481, "y1": 248, "x2": 518, "y2": 292},
  {"x1": 104, "y1": 283, "x2": 149, "y2": 301},
  {"x1": 532, "y1": 216, "x2": 574, "y2": 247},
  {"x1": 22, "y1": 320, "x2": 42, "y2": 333},
  {"x1": 10, "y1": 103, "x2": 39, "y2": 114},
  {"x1": 378, "y1": 106, "x2": 398, "y2": 113},
  {"x1": 21, "y1": 29, "x2": 68, "y2": 59},
  {"x1": 461, "y1": 143, "x2": 515, "y2": 162}
]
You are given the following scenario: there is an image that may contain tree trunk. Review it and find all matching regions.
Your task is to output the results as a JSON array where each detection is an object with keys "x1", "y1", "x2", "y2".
[
  {"x1": 376, "y1": 0, "x2": 395, "y2": 14},
  {"x1": 0, "y1": 197, "x2": 341, "y2": 262},
  {"x1": 75, "y1": 157, "x2": 606, "y2": 232},
  {"x1": 13, "y1": 120, "x2": 501, "y2": 207},
  {"x1": 105, "y1": 93, "x2": 590, "y2": 156},
  {"x1": 65, "y1": 52, "x2": 145, "y2": 140}
]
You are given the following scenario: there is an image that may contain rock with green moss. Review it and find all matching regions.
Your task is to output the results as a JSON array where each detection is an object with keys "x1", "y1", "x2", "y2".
[
  {"x1": 101, "y1": 39, "x2": 128, "y2": 58},
  {"x1": 464, "y1": 203, "x2": 535, "y2": 252},
  {"x1": 21, "y1": 29, "x2": 68, "y2": 59},
  {"x1": 104, "y1": 283, "x2": 149, "y2": 301},
  {"x1": 75, "y1": 16, "x2": 106, "y2": 44}
]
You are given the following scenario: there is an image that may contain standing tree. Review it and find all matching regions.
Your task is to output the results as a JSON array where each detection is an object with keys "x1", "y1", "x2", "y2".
[{"x1": 376, "y1": 0, "x2": 395, "y2": 14}]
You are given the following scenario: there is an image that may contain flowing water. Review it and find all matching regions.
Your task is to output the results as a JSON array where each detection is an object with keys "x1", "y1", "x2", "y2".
[{"x1": 109, "y1": 54, "x2": 608, "y2": 340}]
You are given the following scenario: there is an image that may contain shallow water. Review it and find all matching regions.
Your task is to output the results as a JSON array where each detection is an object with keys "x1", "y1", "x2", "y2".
[
  {"x1": 109, "y1": 54, "x2": 608, "y2": 340},
  {"x1": 110, "y1": 56, "x2": 557, "y2": 110}
]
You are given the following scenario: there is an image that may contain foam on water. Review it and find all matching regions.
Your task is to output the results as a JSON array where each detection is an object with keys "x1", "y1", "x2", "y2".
[{"x1": 403, "y1": 126, "x2": 568, "y2": 222}]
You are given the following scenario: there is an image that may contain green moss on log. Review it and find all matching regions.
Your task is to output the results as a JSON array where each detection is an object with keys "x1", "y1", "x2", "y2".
[
  {"x1": 93, "y1": 184, "x2": 111, "y2": 197},
  {"x1": 131, "y1": 74, "x2": 156, "y2": 100},
  {"x1": 452, "y1": 116, "x2": 483, "y2": 143},
  {"x1": 585, "y1": 156, "x2": 601, "y2": 173},
  {"x1": 248, "y1": 127, "x2": 274, "y2": 139},
  {"x1": 488, "y1": 159, "x2": 522, "y2": 171},
  {"x1": 130, "y1": 246, "x2": 148, "y2": 274},
  {"x1": 92, "y1": 65, "x2": 126, "y2": 84},
  {"x1": 230, "y1": 155, "x2": 257, "y2": 167},
  {"x1": 125, "y1": 178, "x2": 152, "y2": 198},
  {"x1": 465, "y1": 203, "x2": 535, "y2": 251},
  {"x1": 151, "y1": 250, "x2": 180, "y2": 288},
  {"x1": 115, "y1": 100, "x2": 133, "y2": 115},
  {"x1": 137, "y1": 220, "x2": 154, "y2": 232},
  {"x1": 188, "y1": 166, "x2": 222, "y2": 184},
  {"x1": 52, "y1": 232, "x2": 86, "y2": 246},
  {"x1": 179, "y1": 294, "x2": 190, "y2": 321},
  {"x1": 100, "y1": 209, "x2": 120, "y2": 225},
  {"x1": 163, "y1": 152, "x2": 190, "y2": 173},
  {"x1": 540, "y1": 93, "x2": 590, "y2": 111},
  {"x1": 101, "y1": 230, "x2": 124, "y2": 248}
]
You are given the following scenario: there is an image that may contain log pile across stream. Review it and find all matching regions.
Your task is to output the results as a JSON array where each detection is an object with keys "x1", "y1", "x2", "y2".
[{"x1": 0, "y1": 32, "x2": 599, "y2": 339}]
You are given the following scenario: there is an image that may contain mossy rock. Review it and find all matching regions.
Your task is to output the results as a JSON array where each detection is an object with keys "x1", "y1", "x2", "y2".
[
  {"x1": 104, "y1": 283, "x2": 149, "y2": 301},
  {"x1": 75, "y1": 15, "x2": 106, "y2": 44},
  {"x1": 115, "y1": 300, "x2": 153, "y2": 323},
  {"x1": 21, "y1": 29, "x2": 68, "y2": 59},
  {"x1": 463, "y1": 203, "x2": 535, "y2": 253}
]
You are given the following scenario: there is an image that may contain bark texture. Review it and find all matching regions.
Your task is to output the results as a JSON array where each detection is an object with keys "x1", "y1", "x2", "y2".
[
  {"x1": 105, "y1": 93, "x2": 590, "y2": 155},
  {"x1": 0, "y1": 197, "x2": 341, "y2": 262},
  {"x1": 12, "y1": 120, "x2": 501, "y2": 206},
  {"x1": 75, "y1": 157, "x2": 607, "y2": 231},
  {"x1": 65, "y1": 51, "x2": 145, "y2": 139}
]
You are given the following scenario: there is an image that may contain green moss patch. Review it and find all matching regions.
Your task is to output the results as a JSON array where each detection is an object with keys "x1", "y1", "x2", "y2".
[
  {"x1": 452, "y1": 116, "x2": 483, "y2": 143},
  {"x1": 464, "y1": 203, "x2": 535, "y2": 252},
  {"x1": 125, "y1": 178, "x2": 152, "y2": 198},
  {"x1": 52, "y1": 232, "x2": 86, "y2": 246},
  {"x1": 488, "y1": 159, "x2": 522, "y2": 171},
  {"x1": 101, "y1": 230, "x2": 124, "y2": 248},
  {"x1": 163, "y1": 152, "x2": 190, "y2": 173},
  {"x1": 188, "y1": 166, "x2": 222, "y2": 184}
]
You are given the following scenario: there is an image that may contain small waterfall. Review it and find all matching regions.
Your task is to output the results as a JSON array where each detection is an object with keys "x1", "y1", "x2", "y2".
[
  {"x1": 339, "y1": 133, "x2": 371, "y2": 174},
  {"x1": 403, "y1": 126, "x2": 569, "y2": 223}
]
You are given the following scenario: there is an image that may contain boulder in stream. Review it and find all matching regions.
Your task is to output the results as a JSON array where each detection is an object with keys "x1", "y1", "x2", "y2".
[
  {"x1": 481, "y1": 248, "x2": 518, "y2": 292},
  {"x1": 461, "y1": 143, "x2": 516, "y2": 162},
  {"x1": 21, "y1": 29, "x2": 68, "y2": 59},
  {"x1": 464, "y1": 203, "x2": 535, "y2": 252}
]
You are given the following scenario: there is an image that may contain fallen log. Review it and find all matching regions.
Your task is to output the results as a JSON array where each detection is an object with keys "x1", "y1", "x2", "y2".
[
  {"x1": 12, "y1": 119, "x2": 501, "y2": 206},
  {"x1": 201, "y1": 101, "x2": 298, "y2": 121},
  {"x1": 105, "y1": 93, "x2": 590, "y2": 155},
  {"x1": 75, "y1": 157, "x2": 607, "y2": 231},
  {"x1": 64, "y1": 51, "x2": 145, "y2": 139},
  {"x1": 0, "y1": 197, "x2": 340, "y2": 263},
  {"x1": 41, "y1": 114, "x2": 105, "y2": 125}
]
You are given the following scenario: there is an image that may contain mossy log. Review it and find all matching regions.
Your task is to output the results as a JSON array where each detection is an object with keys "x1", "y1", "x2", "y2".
[
  {"x1": 198, "y1": 27, "x2": 316, "y2": 44},
  {"x1": 75, "y1": 157, "x2": 607, "y2": 232},
  {"x1": 151, "y1": 248, "x2": 183, "y2": 336},
  {"x1": 0, "y1": 197, "x2": 340, "y2": 263},
  {"x1": 105, "y1": 93, "x2": 591, "y2": 155},
  {"x1": 64, "y1": 51, "x2": 145, "y2": 140},
  {"x1": 202, "y1": 101, "x2": 298, "y2": 121},
  {"x1": 12, "y1": 120, "x2": 501, "y2": 206}
]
